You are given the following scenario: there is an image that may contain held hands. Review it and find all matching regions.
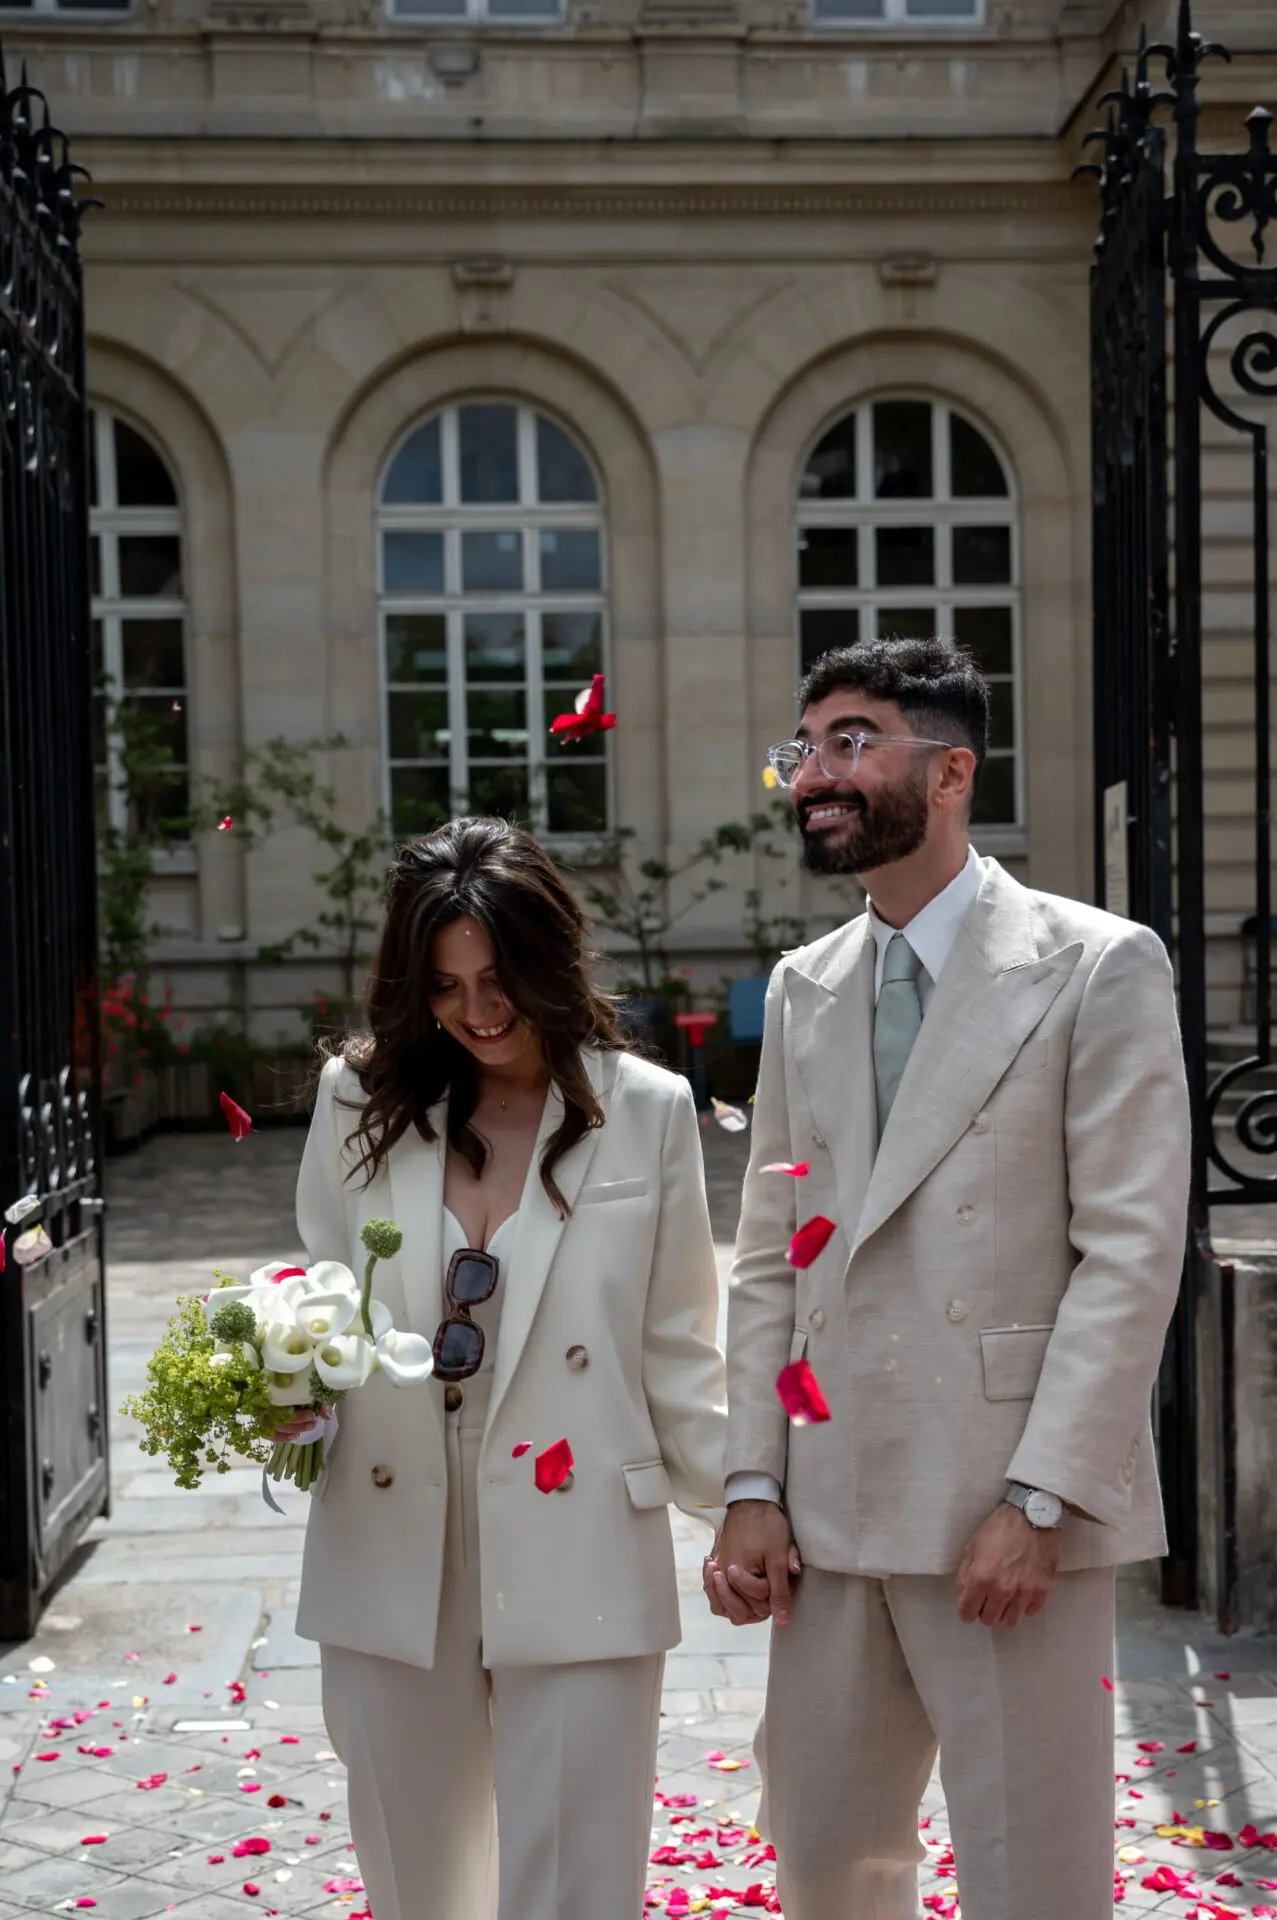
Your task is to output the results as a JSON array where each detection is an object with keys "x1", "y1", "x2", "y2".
[
  {"x1": 954, "y1": 1502, "x2": 1061, "y2": 1628},
  {"x1": 274, "y1": 1403, "x2": 333, "y2": 1445},
  {"x1": 703, "y1": 1500, "x2": 802, "y2": 1628}
]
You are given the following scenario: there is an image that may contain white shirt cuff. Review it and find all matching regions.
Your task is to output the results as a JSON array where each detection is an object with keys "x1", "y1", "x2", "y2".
[{"x1": 725, "y1": 1471, "x2": 783, "y2": 1506}]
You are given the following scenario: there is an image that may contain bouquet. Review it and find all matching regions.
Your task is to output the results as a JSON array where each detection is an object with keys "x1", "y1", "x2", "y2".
[{"x1": 124, "y1": 1218, "x2": 433, "y2": 1494}]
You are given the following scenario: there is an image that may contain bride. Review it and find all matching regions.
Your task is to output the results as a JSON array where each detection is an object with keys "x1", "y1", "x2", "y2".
[{"x1": 280, "y1": 816, "x2": 727, "y2": 1920}]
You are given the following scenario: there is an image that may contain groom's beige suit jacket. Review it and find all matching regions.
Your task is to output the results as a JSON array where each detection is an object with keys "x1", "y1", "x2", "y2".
[{"x1": 726, "y1": 856, "x2": 1192, "y2": 1577}]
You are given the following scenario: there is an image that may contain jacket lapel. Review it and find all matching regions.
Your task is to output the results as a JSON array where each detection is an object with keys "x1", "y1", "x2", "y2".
[
  {"x1": 485, "y1": 1049, "x2": 610, "y2": 1433},
  {"x1": 385, "y1": 1100, "x2": 448, "y2": 1339},
  {"x1": 851, "y1": 862, "x2": 1082, "y2": 1254},
  {"x1": 787, "y1": 919, "x2": 877, "y2": 1255}
]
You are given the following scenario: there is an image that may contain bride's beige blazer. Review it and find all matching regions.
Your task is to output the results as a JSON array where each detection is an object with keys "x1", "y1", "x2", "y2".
[{"x1": 294, "y1": 1047, "x2": 726, "y2": 1671}]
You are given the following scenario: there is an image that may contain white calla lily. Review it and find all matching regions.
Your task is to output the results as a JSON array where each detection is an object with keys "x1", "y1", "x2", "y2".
[
  {"x1": 250, "y1": 1261, "x2": 319, "y2": 1308},
  {"x1": 265, "y1": 1369, "x2": 316, "y2": 1406},
  {"x1": 294, "y1": 1292, "x2": 358, "y2": 1340},
  {"x1": 306, "y1": 1260, "x2": 360, "y2": 1298},
  {"x1": 374, "y1": 1328, "x2": 435, "y2": 1386},
  {"x1": 348, "y1": 1296, "x2": 393, "y2": 1341},
  {"x1": 261, "y1": 1325, "x2": 318, "y2": 1374},
  {"x1": 203, "y1": 1282, "x2": 255, "y2": 1328},
  {"x1": 313, "y1": 1333, "x2": 376, "y2": 1391}
]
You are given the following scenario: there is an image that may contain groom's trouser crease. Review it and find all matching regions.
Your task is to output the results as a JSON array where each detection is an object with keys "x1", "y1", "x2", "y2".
[
  {"x1": 319, "y1": 1372, "x2": 663, "y2": 1920},
  {"x1": 758, "y1": 1564, "x2": 1117, "y2": 1920}
]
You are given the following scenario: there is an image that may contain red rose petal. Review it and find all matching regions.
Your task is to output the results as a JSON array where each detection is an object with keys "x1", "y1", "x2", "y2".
[
  {"x1": 1177, "y1": 1741, "x2": 1197, "y2": 1752},
  {"x1": 787, "y1": 1215, "x2": 836, "y2": 1268},
  {"x1": 162, "y1": 1673, "x2": 176, "y2": 1685},
  {"x1": 36, "y1": 1751, "x2": 60, "y2": 1762},
  {"x1": 278, "y1": 1735, "x2": 299, "y2": 1744},
  {"x1": 776, "y1": 1356, "x2": 831, "y2": 1426},
  {"x1": 535, "y1": 1437, "x2": 574, "y2": 1494},
  {"x1": 242, "y1": 1883, "x2": 260, "y2": 1897},
  {"x1": 1214, "y1": 1670, "x2": 1231, "y2": 1679},
  {"x1": 80, "y1": 1836, "x2": 108, "y2": 1846},
  {"x1": 1102, "y1": 1674, "x2": 1114, "y2": 1690},
  {"x1": 219, "y1": 1091, "x2": 253, "y2": 1141},
  {"x1": 233, "y1": 1840, "x2": 271, "y2": 1858},
  {"x1": 1137, "y1": 1740, "x2": 1165, "y2": 1752},
  {"x1": 512, "y1": 1442, "x2": 532, "y2": 1459},
  {"x1": 217, "y1": 815, "x2": 234, "y2": 831},
  {"x1": 267, "y1": 1794, "x2": 287, "y2": 1808},
  {"x1": 549, "y1": 673, "x2": 616, "y2": 741},
  {"x1": 761, "y1": 1161, "x2": 810, "y2": 1177},
  {"x1": 208, "y1": 1854, "x2": 225, "y2": 1865}
]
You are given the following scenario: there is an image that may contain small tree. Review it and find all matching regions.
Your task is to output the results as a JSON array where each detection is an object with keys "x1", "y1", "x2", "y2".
[
  {"x1": 97, "y1": 688, "x2": 194, "y2": 983},
  {"x1": 200, "y1": 737, "x2": 396, "y2": 1032}
]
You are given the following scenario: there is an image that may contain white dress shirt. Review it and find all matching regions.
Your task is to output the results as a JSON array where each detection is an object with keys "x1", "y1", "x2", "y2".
[{"x1": 725, "y1": 846, "x2": 985, "y2": 1510}]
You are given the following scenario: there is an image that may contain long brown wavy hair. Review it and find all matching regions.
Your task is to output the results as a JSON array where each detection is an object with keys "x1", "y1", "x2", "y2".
[{"x1": 332, "y1": 817, "x2": 625, "y2": 1216}]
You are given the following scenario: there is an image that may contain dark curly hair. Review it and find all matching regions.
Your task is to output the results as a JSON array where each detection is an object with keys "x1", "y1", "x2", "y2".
[
  {"x1": 330, "y1": 817, "x2": 625, "y2": 1217},
  {"x1": 799, "y1": 636, "x2": 990, "y2": 770}
]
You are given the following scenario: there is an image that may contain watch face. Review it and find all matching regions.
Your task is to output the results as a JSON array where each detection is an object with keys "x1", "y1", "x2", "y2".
[{"x1": 1025, "y1": 1491, "x2": 1061, "y2": 1527}]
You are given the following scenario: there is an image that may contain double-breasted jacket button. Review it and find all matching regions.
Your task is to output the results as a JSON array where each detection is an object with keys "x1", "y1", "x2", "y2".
[
  {"x1": 565, "y1": 1345, "x2": 589, "y2": 1371},
  {"x1": 371, "y1": 1464, "x2": 394, "y2": 1489},
  {"x1": 956, "y1": 1205, "x2": 976, "y2": 1225},
  {"x1": 972, "y1": 1112, "x2": 991, "y2": 1134},
  {"x1": 556, "y1": 1471, "x2": 575, "y2": 1492},
  {"x1": 945, "y1": 1300, "x2": 968, "y2": 1323},
  {"x1": 811, "y1": 1130, "x2": 827, "y2": 1148},
  {"x1": 444, "y1": 1385, "x2": 464, "y2": 1413},
  {"x1": 808, "y1": 1308, "x2": 825, "y2": 1332}
]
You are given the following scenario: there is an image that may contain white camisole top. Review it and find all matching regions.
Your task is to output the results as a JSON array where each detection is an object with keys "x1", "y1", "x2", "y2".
[{"x1": 441, "y1": 1206, "x2": 516, "y2": 1375}]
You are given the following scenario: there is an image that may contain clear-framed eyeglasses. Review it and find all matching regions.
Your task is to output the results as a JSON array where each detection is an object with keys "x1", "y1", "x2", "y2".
[{"x1": 766, "y1": 730, "x2": 959, "y2": 790}]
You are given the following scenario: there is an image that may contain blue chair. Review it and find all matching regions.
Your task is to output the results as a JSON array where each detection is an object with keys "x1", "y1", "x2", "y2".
[{"x1": 729, "y1": 976, "x2": 768, "y2": 1044}]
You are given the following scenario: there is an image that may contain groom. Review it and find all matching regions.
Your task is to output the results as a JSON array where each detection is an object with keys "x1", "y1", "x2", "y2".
[{"x1": 707, "y1": 638, "x2": 1191, "y2": 1920}]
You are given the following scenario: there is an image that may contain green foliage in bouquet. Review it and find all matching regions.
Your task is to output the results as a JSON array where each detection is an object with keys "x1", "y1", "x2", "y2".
[{"x1": 122, "y1": 1289, "x2": 280, "y2": 1490}]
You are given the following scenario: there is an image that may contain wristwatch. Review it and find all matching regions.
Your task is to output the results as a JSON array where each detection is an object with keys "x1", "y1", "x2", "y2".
[{"x1": 1003, "y1": 1481, "x2": 1064, "y2": 1529}]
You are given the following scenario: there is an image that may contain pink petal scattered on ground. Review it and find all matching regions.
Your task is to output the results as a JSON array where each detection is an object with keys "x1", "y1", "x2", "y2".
[
  {"x1": 35, "y1": 1752, "x2": 59, "y2": 1762},
  {"x1": 1137, "y1": 1741, "x2": 1165, "y2": 1752},
  {"x1": 162, "y1": 1673, "x2": 177, "y2": 1686},
  {"x1": 304, "y1": 1836, "x2": 321, "y2": 1846},
  {"x1": 776, "y1": 1357, "x2": 832, "y2": 1426},
  {"x1": 186, "y1": 1624, "x2": 203, "y2": 1632},
  {"x1": 73, "y1": 1900, "x2": 96, "y2": 1909},
  {"x1": 239, "y1": 1782, "x2": 261, "y2": 1793},
  {"x1": 242, "y1": 1883, "x2": 260, "y2": 1897},
  {"x1": 787, "y1": 1214, "x2": 836, "y2": 1268},
  {"x1": 1178, "y1": 1741, "x2": 1198, "y2": 1752},
  {"x1": 267, "y1": 1795, "x2": 287, "y2": 1809},
  {"x1": 1214, "y1": 1671, "x2": 1231, "y2": 1680},
  {"x1": 761, "y1": 1161, "x2": 810, "y2": 1178},
  {"x1": 278, "y1": 1735, "x2": 299, "y2": 1745},
  {"x1": 136, "y1": 1773, "x2": 168, "y2": 1790},
  {"x1": 208, "y1": 1855, "x2": 225, "y2": 1865},
  {"x1": 534, "y1": 1437, "x2": 574, "y2": 1494},
  {"x1": 233, "y1": 1840, "x2": 270, "y2": 1858},
  {"x1": 323, "y1": 1879, "x2": 365, "y2": 1895}
]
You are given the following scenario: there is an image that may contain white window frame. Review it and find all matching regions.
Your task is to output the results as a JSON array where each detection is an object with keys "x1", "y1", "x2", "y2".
[
  {"x1": 91, "y1": 408, "x2": 192, "y2": 867},
  {"x1": 388, "y1": 0, "x2": 563, "y2": 21},
  {"x1": 810, "y1": 0, "x2": 984, "y2": 27},
  {"x1": 376, "y1": 399, "x2": 612, "y2": 842},
  {"x1": 794, "y1": 395, "x2": 1022, "y2": 831},
  {"x1": 0, "y1": 0, "x2": 132, "y2": 14}
]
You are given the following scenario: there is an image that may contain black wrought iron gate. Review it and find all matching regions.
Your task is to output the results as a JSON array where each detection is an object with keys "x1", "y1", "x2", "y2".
[
  {"x1": 1086, "y1": 0, "x2": 1277, "y2": 1620},
  {"x1": 0, "y1": 60, "x2": 106, "y2": 1639}
]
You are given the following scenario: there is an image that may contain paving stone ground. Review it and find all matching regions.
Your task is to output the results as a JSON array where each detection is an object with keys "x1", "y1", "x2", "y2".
[{"x1": 2, "y1": 1122, "x2": 1277, "y2": 1916}]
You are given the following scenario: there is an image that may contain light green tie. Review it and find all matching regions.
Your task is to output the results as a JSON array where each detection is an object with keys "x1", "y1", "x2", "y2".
[{"x1": 874, "y1": 932, "x2": 923, "y2": 1134}]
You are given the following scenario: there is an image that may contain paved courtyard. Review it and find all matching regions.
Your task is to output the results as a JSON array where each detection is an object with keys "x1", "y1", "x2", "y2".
[{"x1": 2, "y1": 1120, "x2": 1277, "y2": 1916}]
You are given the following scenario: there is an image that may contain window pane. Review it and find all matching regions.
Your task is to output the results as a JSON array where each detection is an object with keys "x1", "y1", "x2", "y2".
[
  {"x1": 798, "y1": 527, "x2": 858, "y2": 589},
  {"x1": 537, "y1": 417, "x2": 597, "y2": 503},
  {"x1": 383, "y1": 419, "x2": 443, "y2": 505},
  {"x1": 950, "y1": 415, "x2": 1007, "y2": 498},
  {"x1": 388, "y1": 690, "x2": 451, "y2": 760},
  {"x1": 114, "y1": 420, "x2": 177, "y2": 508},
  {"x1": 467, "y1": 689, "x2": 530, "y2": 759},
  {"x1": 94, "y1": 772, "x2": 110, "y2": 839},
  {"x1": 391, "y1": 765, "x2": 453, "y2": 836},
  {"x1": 118, "y1": 535, "x2": 182, "y2": 598},
  {"x1": 954, "y1": 604, "x2": 1013, "y2": 676},
  {"x1": 91, "y1": 693, "x2": 107, "y2": 769},
  {"x1": 394, "y1": 0, "x2": 467, "y2": 12},
  {"x1": 459, "y1": 404, "x2": 519, "y2": 504},
  {"x1": 874, "y1": 401, "x2": 933, "y2": 499},
  {"x1": 800, "y1": 606, "x2": 858, "y2": 671},
  {"x1": 489, "y1": 0, "x2": 563, "y2": 12},
  {"x1": 801, "y1": 415, "x2": 857, "y2": 500},
  {"x1": 875, "y1": 526, "x2": 934, "y2": 587},
  {"x1": 953, "y1": 526, "x2": 1012, "y2": 586},
  {"x1": 468, "y1": 764, "x2": 530, "y2": 821},
  {"x1": 813, "y1": 0, "x2": 886, "y2": 15},
  {"x1": 383, "y1": 531, "x2": 444, "y2": 596},
  {"x1": 91, "y1": 537, "x2": 101, "y2": 599},
  {"x1": 988, "y1": 680, "x2": 1015, "y2": 751},
  {"x1": 462, "y1": 530, "x2": 523, "y2": 593},
  {"x1": 121, "y1": 618, "x2": 184, "y2": 689},
  {"x1": 385, "y1": 613, "x2": 448, "y2": 683},
  {"x1": 88, "y1": 416, "x2": 98, "y2": 509},
  {"x1": 129, "y1": 771, "x2": 189, "y2": 841},
  {"x1": 971, "y1": 754, "x2": 1015, "y2": 828},
  {"x1": 128, "y1": 693, "x2": 189, "y2": 762},
  {"x1": 91, "y1": 617, "x2": 104, "y2": 678},
  {"x1": 543, "y1": 611, "x2": 603, "y2": 680},
  {"x1": 547, "y1": 763, "x2": 607, "y2": 834},
  {"x1": 906, "y1": 0, "x2": 978, "y2": 14},
  {"x1": 465, "y1": 612, "x2": 526, "y2": 682},
  {"x1": 539, "y1": 529, "x2": 601, "y2": 592},
  {"x1": 878, "y1": 608, "x2": 937, "y2": 641}
]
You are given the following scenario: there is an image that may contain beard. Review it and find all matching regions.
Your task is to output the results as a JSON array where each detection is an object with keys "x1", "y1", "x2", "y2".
[{"x1": 798, "y1": 767, "x2": 931, "y2": 875}]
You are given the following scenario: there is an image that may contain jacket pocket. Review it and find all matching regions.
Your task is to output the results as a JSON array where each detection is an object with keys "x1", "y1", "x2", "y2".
[
  {"x1": 578, "y1": 1178, "x2": 649, "y2": 1205},
  {"x1": 979, "y1": 1324, "x2": 1055, "y2": 1401},
  {"x1": 622, "y1": 1459, "x2": 675, "y2": 1509},
  {"x1": 1000, "y1": 1039, "x2": 1049, "y2": 1083}
]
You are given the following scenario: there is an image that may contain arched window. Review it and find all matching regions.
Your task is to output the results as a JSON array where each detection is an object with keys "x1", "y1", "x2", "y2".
[
  {"x1": 376, "y1": 400, "x2": 610, "y2": 838},
  {"x1": 796, "y1": 397, "x2": 1020, "y2": 829},
  {"x1": 89, "y1": 410, "x2": 188, "y2": 839}
]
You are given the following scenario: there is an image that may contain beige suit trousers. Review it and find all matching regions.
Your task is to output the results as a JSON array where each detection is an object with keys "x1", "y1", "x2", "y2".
[
  {"x1": 757, "y1": 1563, "x2": 1117, "y2": 1920},
  {"x1": 319, "y1": 1372, "x2": 665, "y2": 1920}
]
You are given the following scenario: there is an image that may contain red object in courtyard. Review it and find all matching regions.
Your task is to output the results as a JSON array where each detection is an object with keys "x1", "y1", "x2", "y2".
[{"x1": 674, "y1": 1012, "x2": 718, "y2": 1045}]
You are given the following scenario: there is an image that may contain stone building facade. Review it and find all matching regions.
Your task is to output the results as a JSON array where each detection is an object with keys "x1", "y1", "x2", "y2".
[{"x1": 8, "y1": 0, "x2": 1273, "y2": 1036}]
